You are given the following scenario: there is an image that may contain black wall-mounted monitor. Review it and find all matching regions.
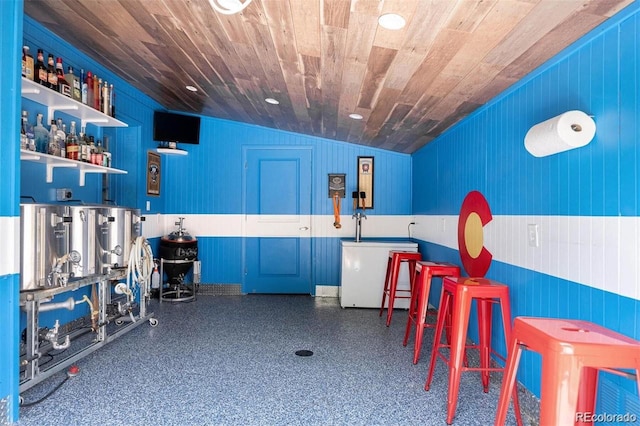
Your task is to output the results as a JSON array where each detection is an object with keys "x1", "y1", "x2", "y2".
[{"x1": 153, "y1": 111, "x2": 201, "y2": 144}]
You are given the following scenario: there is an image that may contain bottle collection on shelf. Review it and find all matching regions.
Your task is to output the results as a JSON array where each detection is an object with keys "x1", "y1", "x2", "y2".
[
  {"x1": 22, "y1": 45, "x2": 116, "y2": 118},
  {"x1": 21, "y1": 44, "x2": 114, "y2": 167},
  {"x1": 21, "y1": 111, "x2": 112, "y2": 167}
]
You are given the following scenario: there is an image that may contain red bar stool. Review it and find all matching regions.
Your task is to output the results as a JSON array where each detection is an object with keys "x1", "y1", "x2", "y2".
[
  {"x1": 379, "y1": 250, "x2": 422, "y2": 326},
  {"x1": 495, "y1": 317, "x2": 640, "y2": 426},
  {"x1": 425, "y1": 276, "x2": 523, "y2": 426},
  {"x1": 403, "y1": 261, "x2": 460, "y2": 364}
]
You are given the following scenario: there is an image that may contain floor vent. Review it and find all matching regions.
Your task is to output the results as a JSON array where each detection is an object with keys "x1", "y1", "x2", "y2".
[{"x1": 198, "y1": 284, "x2": 243, "y2": 296}]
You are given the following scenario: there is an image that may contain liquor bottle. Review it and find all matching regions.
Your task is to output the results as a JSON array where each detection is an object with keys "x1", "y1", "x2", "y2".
[
  {"x1": 86, "y1": 71, "x2": 94, "y2": 107},
  {"x1": 102, "y1": 81, "x2": 110, "y2": 116},
  {"x1": 47, "y1": 120, "x2": 61, "y2": 156},
  {"x1": 25, "y1": 111, "x2": 35, "y2": 151},
  {"x1": 34, "y1": 113, "x2": 48, "y2": 153},
  {"x1": 78, "y1": 126, "x2": 88, "y2": 162},
  {"x1": 20, "y1": 112, "x2": 27, "y2": 150},
  {"x1": 151, "y1": 264, "x2": 160, "y2": 289},
  {"x1": 88, "y1": 136, "x2": 96, "y2": 164},
  {"x1": 21, "y1": 47, "x2": 27, "y2": 78},
  {"x1": 46, "y1": 54, "x2": 57, "y2": 90},
  {"x1": 56, "y1": 58, "x2": 71, "y2": 98},
  {"x1": 104, "y1": 152, "x2": 111, "y2": 167},
  {"x1": 98, "y1": 78, "x2": 103, "y2": 112},
  {"x1": 61, "y1": 123, "x2": 68, "y2": 158},
  {"x1": 35, "y1": 49, "x2": 47, "y2": 86},
  {"x1": 81, "y1": 69, "x2": 88, "y2": 104},
  {"x1": 93, "y1": 74, "x2": 100, "y2": 110},
  {"x1": 22, "y1": 46, "x2": 34, "y2": 80},
  {"x1": 56, "y1": 119, "x2": 67, "y2": 158},
  {"x1": 102, "y1": 135, "x2": 111, "y2": 167},
  {"x1": 97, "y1": 77, "x2": 103, "y2": 112},
  {"x1": 68, "y1": 66, "x2": 81, "y2": 102},
  {"x1": 65, "y1": 121, "x2": 79, "y2": 160},
  {"x1": 110, "y1": 84, "x2": 115, "y2": 118},
  {"x1": 95, "y1": 139, "x2": 104, "y2": 166}
]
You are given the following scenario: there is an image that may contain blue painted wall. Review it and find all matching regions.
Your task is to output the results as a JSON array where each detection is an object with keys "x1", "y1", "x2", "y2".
[
  {"x1": 164, "y1": 117, "x2": 411, "y2": 215},
  {"x1": 412, "y1": 1, "x2": 640, "y2": 416},
  {"x1": 1, "y1": 1, "x2": 23, "y2": 422},
  {"x1": 163, "y1": 117, "x2": 412, "y2": 286}
]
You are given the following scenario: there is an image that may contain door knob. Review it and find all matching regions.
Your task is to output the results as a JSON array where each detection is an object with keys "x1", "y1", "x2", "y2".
[{"x1": 299, "y1": 226, "x2": 309, "y2": 231}]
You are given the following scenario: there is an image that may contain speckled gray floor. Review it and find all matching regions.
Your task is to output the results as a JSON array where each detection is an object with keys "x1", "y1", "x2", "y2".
[{"x1": 18, "y1": 295, "x2": 534, "y2": 425}]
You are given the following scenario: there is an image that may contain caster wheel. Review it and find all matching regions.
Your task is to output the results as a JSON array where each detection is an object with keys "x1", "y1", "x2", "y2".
[
  {"x1": 115, "y1": 319, "x2": 124, "y2": 326},
  {"x1": 149, "y1": 318, "x2": 159, "y2": 327}
]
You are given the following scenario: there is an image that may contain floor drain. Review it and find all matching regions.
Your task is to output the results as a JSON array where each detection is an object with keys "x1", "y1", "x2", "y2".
[{"x1": 295, "y1": 349, "x2": 313, "y2": 357}]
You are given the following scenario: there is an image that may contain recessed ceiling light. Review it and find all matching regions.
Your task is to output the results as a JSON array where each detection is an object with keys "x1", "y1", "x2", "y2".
[
  {"x1": 209, "y1": 0, "x2": 252, "y2": 15},
  {"x1": 186, "y1": 85, "x2": 198, "y2": 92},
  {"x1": 265, "y1": 97, "x2": 280, "y2": 105},
  {"x1": 378, "y1": 13, "x2": 406, "y2": 30},
  {"x1": 349, "y1": 113, "x2": 363, "y2": 120}
]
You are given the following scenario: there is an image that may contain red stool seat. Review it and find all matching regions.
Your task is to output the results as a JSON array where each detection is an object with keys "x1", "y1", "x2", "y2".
[
  {"x1": 379, "y1": 250, "x2": 422, "y2": 326},
  {"x1": 403, "y1": 261, "x2": 460, "y2": 364},
  {"x1": 425, "y1": 276, "x2": 523, "y2": 425},
  {"x1": 495, "y1": 317, "x2": 640, "y2": 426}
]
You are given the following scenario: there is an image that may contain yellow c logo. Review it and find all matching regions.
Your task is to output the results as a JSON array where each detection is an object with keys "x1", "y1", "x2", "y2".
[{"x1": 464, "y1": 212, "x2": 483, "y2": 258}]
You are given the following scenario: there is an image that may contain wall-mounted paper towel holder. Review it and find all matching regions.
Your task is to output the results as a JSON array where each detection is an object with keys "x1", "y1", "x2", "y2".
[{"x1": 524, "y1": 110, "x2": 596, "y2": 157}]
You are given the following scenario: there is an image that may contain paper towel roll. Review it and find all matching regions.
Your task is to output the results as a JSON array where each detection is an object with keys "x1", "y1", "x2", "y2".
[{"x1": 524, "y1": 110, "x2": 596, "y2": 157}]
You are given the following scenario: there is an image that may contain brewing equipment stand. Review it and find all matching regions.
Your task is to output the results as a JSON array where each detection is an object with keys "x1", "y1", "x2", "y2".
[
  {"x1": 159, "y1": 257, "x2": 197, "y2": 303},
  {"x1": 19, "y1": 269, "x2": 157, "y2": 393}
]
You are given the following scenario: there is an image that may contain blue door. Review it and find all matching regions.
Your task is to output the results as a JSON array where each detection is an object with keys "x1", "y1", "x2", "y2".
[{"x1": 243, "y1": 147, "x2": 312, "y2": 294}]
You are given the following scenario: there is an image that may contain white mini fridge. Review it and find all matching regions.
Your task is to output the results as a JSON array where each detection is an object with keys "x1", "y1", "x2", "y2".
[{"x1": 339, "y1": 240, "x2": 419, "y2": 308}]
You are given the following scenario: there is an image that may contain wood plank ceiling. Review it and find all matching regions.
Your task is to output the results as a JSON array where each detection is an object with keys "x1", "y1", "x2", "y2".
[{"x1": 24, "y1": 0, "x2": 633, "y2": 153}]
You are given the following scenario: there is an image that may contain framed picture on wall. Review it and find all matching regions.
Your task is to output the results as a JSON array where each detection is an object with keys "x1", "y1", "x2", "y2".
[
  {"x1": 146, "y1": 151, "x2": 161, "y2": 196},
  {"x1": 328, "y1": 173, "x2": 346, "y2": 198},
  {"x1": 357, "y1": 156, "x2": 374, "y2": 209}
]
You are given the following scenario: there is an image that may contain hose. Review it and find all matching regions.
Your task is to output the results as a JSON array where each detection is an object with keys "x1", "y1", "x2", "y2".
[
  {"x1": 20, "y1": 376, "x2": 69, "y2": 407},
  {"x1": 333, "y1": 193, "x2": 341, "y2": 229},
  {"x1": 80, "y1": 295, "x2": 97, "y2": 325},
  {"x1": 123, "y1": 236, "x2": 154, "y2": 305}
]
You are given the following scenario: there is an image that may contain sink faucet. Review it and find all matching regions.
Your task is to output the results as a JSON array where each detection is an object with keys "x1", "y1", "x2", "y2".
[{"x1": 352, "y1": 211, "x2": 367, "y2": 242}]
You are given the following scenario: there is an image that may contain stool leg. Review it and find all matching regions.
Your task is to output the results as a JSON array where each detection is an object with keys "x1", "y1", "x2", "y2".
[
  {"x1": 408, "y1": 260, "x2": 418, "y2": 291},
  {"x1": 425, "y1": 288, "x2": 450, "y2": 391},
  {"x1": 636, "y1": 365, "x2": 640, "y2": 406},
  {"x1": 540, "y1": 352, "x2": 583, "y2": 426},
  {"x1": 575, "y1": 367, "x2": 599, "y2": 426},
  {"x1": 403, "y1": 268, "x2": 421, "y2": 347},
  {"x1": 498, "y1": 296, "x2": 522, "y2": 426},
  {"x1": 385, "y1": 258, "x2": 402, "y2": 326},
  {"x1": 379, "y1": 257, "x2": 393, "y2": 317},
  {"x1": 413, "y1": 270, "x2": 433, "y2": 364},
  {"x1": 446, "y1": 287, "x2": 473, "y2": 425},
  {"x1": 494, "y1": 335, "x2": 523, "y2": 426},
  {"x1": 477, "y1": 298, "x2": 493, "y2": 392},
  {"x1": 443, "y1": 300, "x2": 469, "y2": 368}
]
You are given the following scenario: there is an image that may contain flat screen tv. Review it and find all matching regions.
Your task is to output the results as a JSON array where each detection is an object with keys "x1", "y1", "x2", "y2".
[{"x1": 153, "y1": 111, "x2": 201, "y2": 144}]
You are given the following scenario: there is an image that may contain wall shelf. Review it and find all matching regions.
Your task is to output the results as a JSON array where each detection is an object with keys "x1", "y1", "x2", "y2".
[
  {"x1": 21, "y1": 78, "x2": 127, "y2": 129},
  {"x1": 156, "y1": 148, "x2": 188, "y2": 156},
  {"x1": 20, "y1": 149, "x2": 127, "y2": 186}
]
